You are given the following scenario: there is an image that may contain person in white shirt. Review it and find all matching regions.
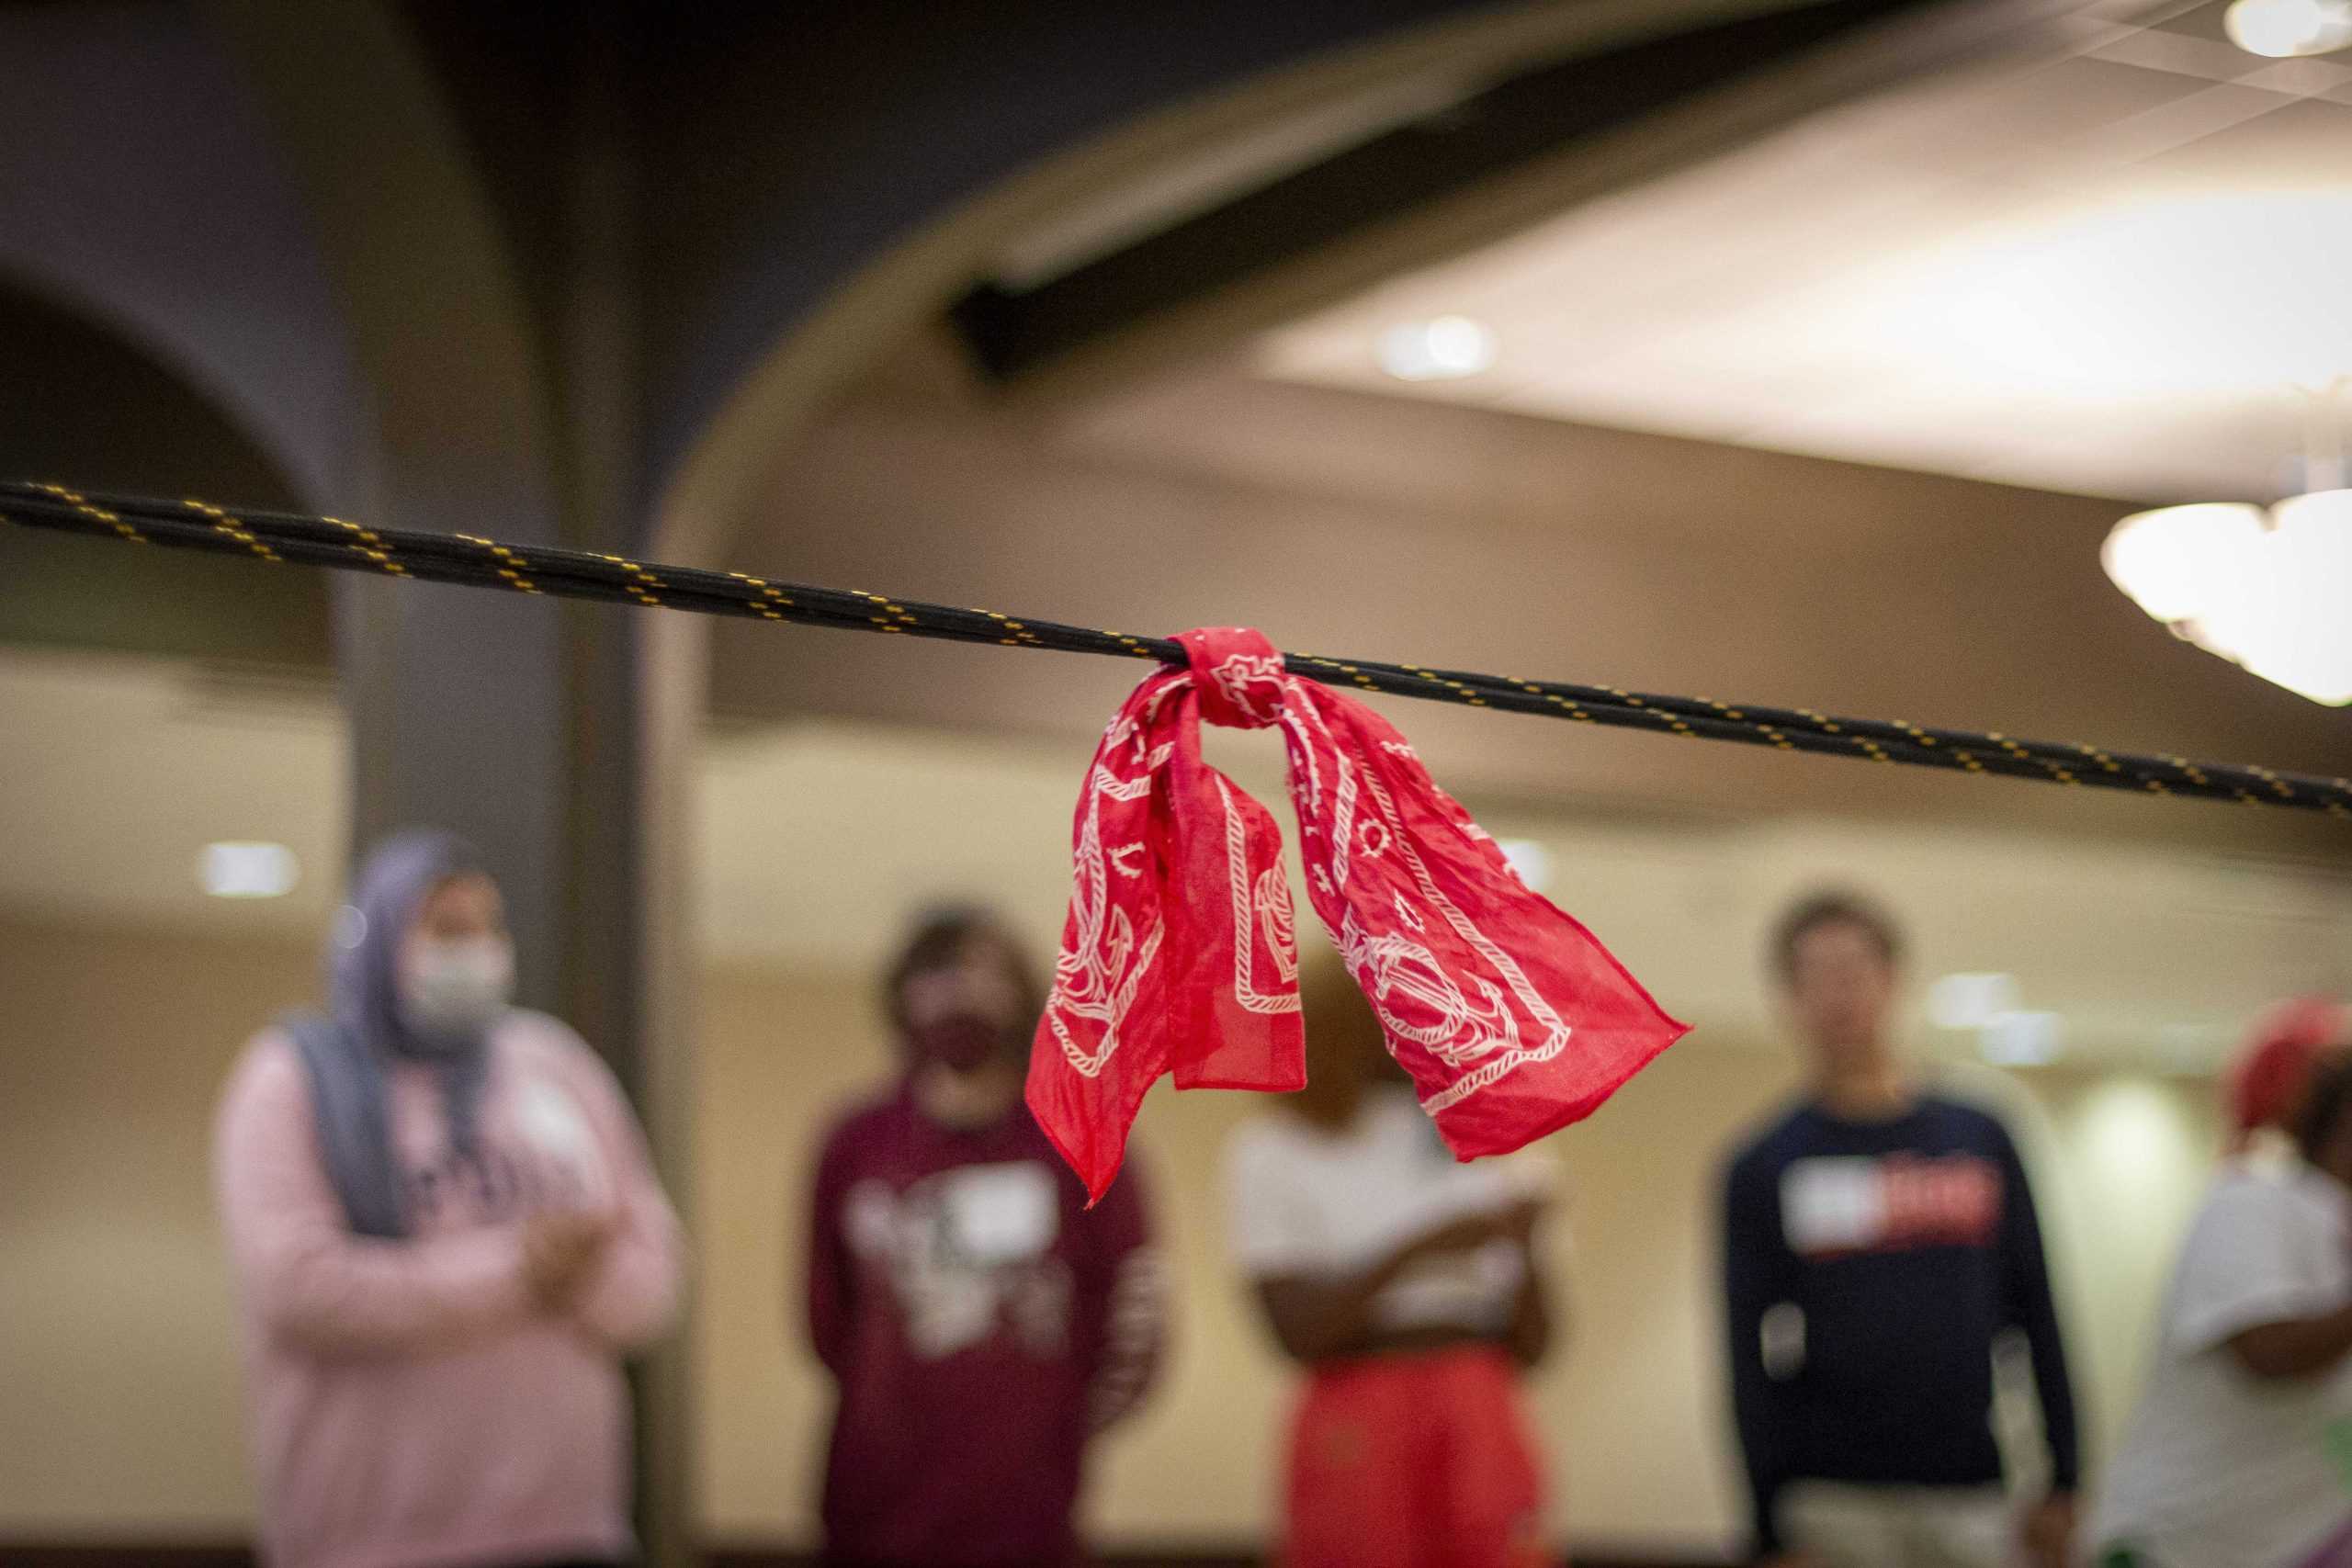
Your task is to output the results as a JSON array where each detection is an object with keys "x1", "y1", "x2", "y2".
[
  {"x1": 2092, "y1": 997, "x2": 2352, "y2": 1568},
  {"x1": 1224, "y1": 953, "x2": 1561, "y2": 1568}
]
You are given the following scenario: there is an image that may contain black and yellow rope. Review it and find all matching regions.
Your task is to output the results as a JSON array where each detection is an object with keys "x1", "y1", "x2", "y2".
[{"x1": 5, "y1": 479, "x2": 2347, "y2": 822}]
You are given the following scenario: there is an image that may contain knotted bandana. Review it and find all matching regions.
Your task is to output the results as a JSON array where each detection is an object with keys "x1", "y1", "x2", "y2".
[{"x1": 1027, "y1": 627, "x2": 1688, "y2": 1201}]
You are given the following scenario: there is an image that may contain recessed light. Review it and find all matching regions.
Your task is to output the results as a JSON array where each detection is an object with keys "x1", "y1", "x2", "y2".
[
  {"x1": 1498, "y1": 838, "x2": 1553, "y2": 894},
  {"x1": 2225, "y1": 0, "x2": 2352, "y2": 58},
  {"x1": 1377, "y1": 315, "x2": 1496, "y2": 381},
  {"x1": 2160, "y1": 1022, "x2": 2214, "y2": 1075},
  {"x1": 1980, "y1": 1010, "x2": 2064, "y2": 1067},
  {"x1": 199, "y1": 841, "x2": 300, "y2": 899},
  {"x1": 1928, "y1": 972, "x2": 2020, "y2": 1031}
]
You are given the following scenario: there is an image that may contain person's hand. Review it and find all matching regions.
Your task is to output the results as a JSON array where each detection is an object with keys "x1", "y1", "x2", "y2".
[
  {"x1": 1404, "y1": 1198, "x2": 1548, "y2": 1262},
  {"x1": 2019, "y1": 1492, "x2": 2075, "y2": 1568},
  {"x1": 523, "y1": 1207, "x2": 615, "y2": 1312},
  {"x1": 1399, "y1": 1208, "x2": 1515, "y2": 1261}
]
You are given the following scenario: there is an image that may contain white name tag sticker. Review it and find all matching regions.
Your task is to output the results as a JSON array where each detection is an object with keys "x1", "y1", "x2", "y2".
[
  {"x1": 941, "y1": 1162, "x2": 1059, "y2": 1264},
  {"x1": 1781, "y1": 1156, "x2": 1888, "y2": 1256}
]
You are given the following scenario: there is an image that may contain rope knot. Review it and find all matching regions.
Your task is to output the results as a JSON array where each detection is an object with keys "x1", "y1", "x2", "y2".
[{"x1": 1175, "y1": 626, "x2": 1286, "y2": 729}]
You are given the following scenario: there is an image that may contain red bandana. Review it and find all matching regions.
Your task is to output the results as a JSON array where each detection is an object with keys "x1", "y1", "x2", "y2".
[{"x1": 1026, "y1": 627, "x2": 1689, "y2": 1201}]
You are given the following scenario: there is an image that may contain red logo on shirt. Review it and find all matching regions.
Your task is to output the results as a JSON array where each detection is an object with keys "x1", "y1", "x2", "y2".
[
  {"x1": 1880, "y1": 1156, "x2": 2000, "y2": 1249},
  {"x1": 1781, "y1": 1154, "x2": 2001, "y2": 1258}
]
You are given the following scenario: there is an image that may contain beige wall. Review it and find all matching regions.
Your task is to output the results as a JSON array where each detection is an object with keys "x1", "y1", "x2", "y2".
[
  {"x1": 0, "y1": 917, "x2": 300, "y2": 1534},
  {"x1": 0, "y1": 914, "x2": 2227, "y2": 1555}
]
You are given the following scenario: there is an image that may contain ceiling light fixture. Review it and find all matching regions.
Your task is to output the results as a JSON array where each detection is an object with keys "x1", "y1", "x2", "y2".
[
  {"x1": 1928, "y1": 972, "x2": 2021, "y2": 1032},
  {"x1": 1376, "y1": 315, "x2": 1496, "y2": 381},
  {"x1": 2225, "y1": 0, "x2": 2352, "y2": 58},
  {"x1": 1980, "y1": 1010, "x2": 2064, "y2": 1068},
  {"x1": 199, "y1": 840, "x2": 300, "y2": 899},
  {"x1": 2106, "y1": 385, "x2": 2352, "y2": 705},
  {"x1": 2105, "y1": 491, "x2": 2352, "y2": 706},
  {"x1": 1498, "y1": 838, "x2": 1554, "y2": 894}
]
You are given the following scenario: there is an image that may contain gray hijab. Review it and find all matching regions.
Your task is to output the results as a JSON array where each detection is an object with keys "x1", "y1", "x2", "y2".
[{"x1": 288, "y1": 829, "x2": 497, "y2": 1238}]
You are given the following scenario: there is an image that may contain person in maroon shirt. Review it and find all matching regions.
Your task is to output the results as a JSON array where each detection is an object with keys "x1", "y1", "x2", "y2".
[{"x1": 803, "y1": 907, "x2": 1165, "y2": 1568}]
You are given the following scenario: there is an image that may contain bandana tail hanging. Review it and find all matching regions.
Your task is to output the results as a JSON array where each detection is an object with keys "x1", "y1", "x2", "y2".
[{"x1": 1028, "y1": 626, "x2": 1688, "y2": 1201}]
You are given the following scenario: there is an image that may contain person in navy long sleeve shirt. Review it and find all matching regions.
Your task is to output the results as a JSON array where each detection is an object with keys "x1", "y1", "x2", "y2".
[{"x1": 1719, "y1": 892, "x2": 2078, "y2": 1568}]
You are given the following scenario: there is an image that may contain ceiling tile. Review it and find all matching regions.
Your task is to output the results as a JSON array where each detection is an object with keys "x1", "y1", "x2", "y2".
[
  {"x1": 2147, "y1": 0, "x2": 2243, "y2": 45},
  {"x1": 2064, "y1": 82, "x2": 2299, "y2": 164},
  {"x1": 2088, "y1": 24, "x2": 2261, "y2": 81},
  {"x1": 2235, "y1": 56, "x2": 2352, "y2": 95},
  {"x1": 1254, "y1": 19, "x2": 2352, "y2": 502},
  {"x1": 2130, "y1": 93, "x2": 2352, "y2": 183},
  {"x1": 2086, "y1": 0, "x2": 2207, "y2": 18},
  {"x1": 1809, "y1": 55, "x2": 2215, "y2": 175}
]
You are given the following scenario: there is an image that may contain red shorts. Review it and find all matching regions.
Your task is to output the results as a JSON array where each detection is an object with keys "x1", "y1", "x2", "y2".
[{"x1": 1283, "y1": 1345, "x2": 1548, "y2": 1568}]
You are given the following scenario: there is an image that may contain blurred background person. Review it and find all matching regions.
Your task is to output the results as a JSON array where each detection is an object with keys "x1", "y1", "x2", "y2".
[
  {"x1": 1719, "y1": 892, "x2": 2077, "y2": 1568},
  {"x1": 1225, "y1": 951, "x2": 1559, "y2": 1568},
  {"x1": 802, "y1": 906, "x2": 1164, "y2": 1568},
  {"x1": 213, "y1": 829, "x2": 684, "y2": 1568},
  {"x1": 2091, "y1": 998, "x2": 2352, "y2": 1568}
]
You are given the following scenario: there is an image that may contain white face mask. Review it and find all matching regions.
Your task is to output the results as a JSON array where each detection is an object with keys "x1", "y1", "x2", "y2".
[{"x1": 398, "y1": 935, "x2": 515, "y2": 1039}]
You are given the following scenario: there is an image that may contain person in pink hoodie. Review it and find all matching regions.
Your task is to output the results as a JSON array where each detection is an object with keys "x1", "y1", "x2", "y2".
[{"x1": 214, "y1": 829, "x2": 684, "y2": 1568}]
